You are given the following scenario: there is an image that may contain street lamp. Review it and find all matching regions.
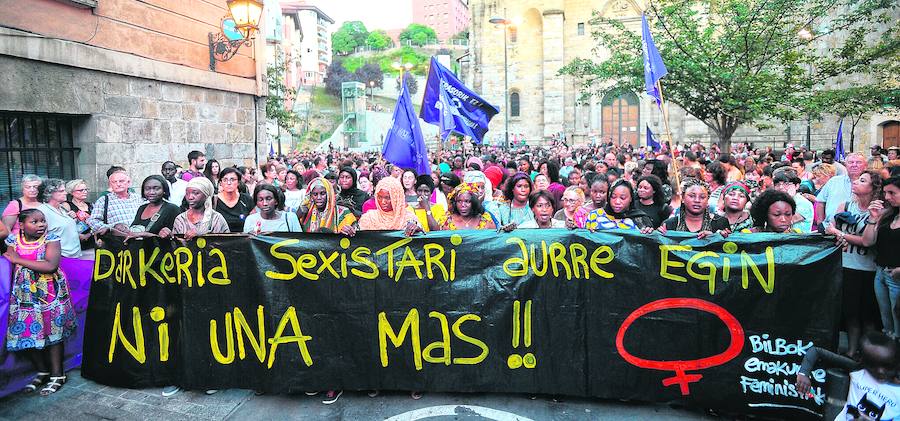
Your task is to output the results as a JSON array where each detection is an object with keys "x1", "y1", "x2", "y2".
[
  {"x1": 489, "y1": 16, "x2": 512, "y2": 149},
  {"x1": 208, "y1": 0, "x2": 264, "y2": 71},
  {"x1": 798, "y1": 27, "x2": 814, "y2": 150},
  {"x1": 392, "y1": 62, "x2": 414, "y2": 92},
  {"x1": 369, "y1": 80, "x2": 375, "y2": 107}
]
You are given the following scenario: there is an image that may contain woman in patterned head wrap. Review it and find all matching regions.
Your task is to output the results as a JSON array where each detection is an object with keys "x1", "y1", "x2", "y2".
[
  {"x1": 660, "y1": 178, "x2": 729, "y2": 238},
  {"x1": 718, "y1": 181, "x2": 753, "y2": 232},
  {"x1": 300, "y1": 177, "x2": 357, "y2": 235},
  {"x1": 358, "y1": 177, "x2": 423, "y2": 236},
  {"x1": 172, "y1": 177, "x2": 229, "y2": 239}
]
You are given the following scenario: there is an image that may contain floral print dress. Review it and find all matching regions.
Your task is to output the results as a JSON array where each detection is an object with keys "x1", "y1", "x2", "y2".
[{"x1": 5, "y1": 233, "x2": 77, "y2": 351}]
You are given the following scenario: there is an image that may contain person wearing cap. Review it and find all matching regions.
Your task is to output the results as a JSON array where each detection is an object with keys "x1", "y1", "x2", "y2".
[
  {"x1": 870, "y1": 145, "x2": 885, "y2": 169},
  {"x1": 773, "y1": 168, "x2": 814, "y2": 232}
]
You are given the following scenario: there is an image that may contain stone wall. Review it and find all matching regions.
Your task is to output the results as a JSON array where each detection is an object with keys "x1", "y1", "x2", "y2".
[{"x1": 0, "y1": 55, "x2": 267, "y2": 197}]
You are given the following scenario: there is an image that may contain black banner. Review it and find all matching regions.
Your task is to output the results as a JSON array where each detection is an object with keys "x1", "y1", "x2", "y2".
[{"x1": 82, "y1": 230, "x2": 841, "y2": 418}]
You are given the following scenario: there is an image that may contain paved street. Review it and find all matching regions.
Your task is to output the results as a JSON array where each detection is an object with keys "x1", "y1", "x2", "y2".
[{"x1": 0, "y1": 369, "x2": 717, "y2": 420}]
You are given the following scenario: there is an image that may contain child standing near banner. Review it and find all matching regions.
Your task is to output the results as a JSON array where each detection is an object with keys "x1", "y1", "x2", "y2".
[{"x1": 3, "y1": 209, "x2": 77, "y2": 396}]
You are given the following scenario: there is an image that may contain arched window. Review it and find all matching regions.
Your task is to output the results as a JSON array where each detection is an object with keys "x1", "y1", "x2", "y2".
[
  {"x1": 601, "y1": 89, "x2": 640, "y2": 146},
  {"x1": 510, "y1": 92, "x2": 520, "y2": 117}
]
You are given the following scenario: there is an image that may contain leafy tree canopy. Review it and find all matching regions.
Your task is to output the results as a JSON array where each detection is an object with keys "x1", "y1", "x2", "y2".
[
  {"x1": 332, "y1": 21, "x2": 369, "y2": 55},
  {"x1": 265, "y1": 50, "x2": 298, "y2": 131},
  {"x1": 560, "y1": 0, "x2": 900, "y2": 151},
  {"x1": 399, "y1": 23, "x2": 438, "y2": 46},
  {"x1": 365, "y1": 30, "x2": 393, "y2": 50}
]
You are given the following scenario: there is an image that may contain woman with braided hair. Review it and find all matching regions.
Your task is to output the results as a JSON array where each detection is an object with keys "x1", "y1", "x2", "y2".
[{"x1": 659, "y1": 178, "x2": 730, "y2": 238}]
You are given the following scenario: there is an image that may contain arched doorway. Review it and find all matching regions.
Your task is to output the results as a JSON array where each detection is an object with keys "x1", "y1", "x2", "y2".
[
  {"x1": 601, "y1": 89, "x2": 640, "y2": 146},
  {"x1": 883, "y1": 121, "x2": 900, "y2": 149}
]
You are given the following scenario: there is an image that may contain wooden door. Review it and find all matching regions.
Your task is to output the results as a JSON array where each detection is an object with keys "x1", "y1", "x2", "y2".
[
  {"x1": 884, "y1": 121, "x2": 900, "y2": 149},
  {"x1": 601, "y1": 90, "x2": 640, "y2": 146}
]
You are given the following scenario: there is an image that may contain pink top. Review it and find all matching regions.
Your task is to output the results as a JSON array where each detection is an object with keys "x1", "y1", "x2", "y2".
[{"x1": 3, "y1": 199, "x2": 40, "y2": 234}]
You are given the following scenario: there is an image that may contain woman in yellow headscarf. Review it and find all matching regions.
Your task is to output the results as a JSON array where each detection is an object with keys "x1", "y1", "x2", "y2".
[
  {"x1": 299, "y1": 177, "x2": 357, "y2": 235},
  {"x1": 358, "y1": 177, "x2": 423, "y2": 236}
]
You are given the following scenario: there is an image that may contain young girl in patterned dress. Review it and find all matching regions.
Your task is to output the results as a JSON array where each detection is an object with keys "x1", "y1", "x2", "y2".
[{"x1": 4, "y1": 208, "x2": 77, "y2": 395}]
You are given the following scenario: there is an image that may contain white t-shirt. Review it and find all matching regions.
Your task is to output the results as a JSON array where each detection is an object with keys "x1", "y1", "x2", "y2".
[
  {"x1": 816, "y1": 174, "x2": 852, "y2": 224},
  {"x1": 168, "y1": 179, "x2": 187, "y2": 207},
  {"x1": 242, "y1": 211, "x2": 302, "y2": 233},
  {"x1": 518, "y1": 219, "x2": 566, "y2": 229},
  {"x1": 283, "y1": 189, "x2": 304, "y2": 213},
  {"x1": 838, "y1": 369, "x2": 900, "y2": 420},
  {"x1": 39, "y1": 203, "x2": 82, "y2": 258}
]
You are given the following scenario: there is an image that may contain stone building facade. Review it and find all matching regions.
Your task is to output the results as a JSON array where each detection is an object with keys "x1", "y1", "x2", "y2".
[
  {"x1": 0, "y1": 0, "x2": 267, "y2": 203},
  {"x1": 467, "y1": 0, "x2": 899, "y2": 151}
]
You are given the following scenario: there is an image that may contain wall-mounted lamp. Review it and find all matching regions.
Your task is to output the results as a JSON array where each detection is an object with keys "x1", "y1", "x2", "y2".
[{"x1": 208, "y1": 0, "x2": 264, "y2": 71}]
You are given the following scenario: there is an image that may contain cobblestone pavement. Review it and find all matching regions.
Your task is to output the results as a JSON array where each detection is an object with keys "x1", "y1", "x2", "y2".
[{"x1": 0, "y1": 369, "x2": 717, "y2": 420}]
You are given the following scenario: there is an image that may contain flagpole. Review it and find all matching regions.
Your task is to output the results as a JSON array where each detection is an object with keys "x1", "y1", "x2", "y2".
[{"x1": 656, "y1": 80, "x2": 681, "y2": 189}]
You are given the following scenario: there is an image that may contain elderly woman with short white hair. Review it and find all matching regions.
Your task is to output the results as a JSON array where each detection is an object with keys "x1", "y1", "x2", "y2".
[{"x1": 2, "y1": 174, "x2": 42, "y2": 233}]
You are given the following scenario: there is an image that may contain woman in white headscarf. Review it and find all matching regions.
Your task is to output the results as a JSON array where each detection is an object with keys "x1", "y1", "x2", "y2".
[
  {"x1": 171, "y1": 177, "x2": 230, "y2": 239},
  {"x1": 463, "y1": 170, "x2": 494, "y2": 204}
]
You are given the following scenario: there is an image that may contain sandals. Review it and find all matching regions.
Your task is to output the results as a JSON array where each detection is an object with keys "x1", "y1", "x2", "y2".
[
  {"x1": 23, "y1": 372, "x2": 50, "y2": 393},
  {"x1": 40, "y1": 375, "x2": 66, "y2": 396}
]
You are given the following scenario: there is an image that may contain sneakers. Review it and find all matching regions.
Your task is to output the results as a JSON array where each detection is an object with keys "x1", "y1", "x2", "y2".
[
  {"x1": 322, "y1": 390, "x2": 343, "y2": 405},
  {"x1": 367, "y1": 390, "x2": 380, "y2": 398},
  {"x1": 410, "y1": 391, "x2": 423, "y2": 400},
  {"x1": 304, "y1": 391, "x2": 319, "y2": 396},
  {"x1": 162, "y1": 386, "x2": 181, "y2": 397},
  {"x1": 205, "y1": 389, "x2": 219, "y2": 395}
]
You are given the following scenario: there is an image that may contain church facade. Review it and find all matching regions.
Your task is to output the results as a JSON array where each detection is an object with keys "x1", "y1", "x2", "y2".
[{"x1": 466, "y1": 0, "x2": 899, "y2": 151}]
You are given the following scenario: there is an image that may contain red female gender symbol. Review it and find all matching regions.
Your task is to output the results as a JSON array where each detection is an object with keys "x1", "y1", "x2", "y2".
[{"x1": 615, "y1": 298, "x2": 745, "y2": 395}]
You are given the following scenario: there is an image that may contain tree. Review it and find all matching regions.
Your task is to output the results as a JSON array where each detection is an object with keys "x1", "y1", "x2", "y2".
[
  {"x1": 332, "y1": 21, "x2": 369, "y2": 55},
  {"x1": 559, "y1": 0, "x2": 900, "y2": 151},
  {"x1": 399, "y1": 23, "x2": 437, "y2": 46},
  {"x1": 396, "y1": 73, "x2": 419, "y2": 96},
  {"x1": 365, "y1": 30, "x2": 393, "y2": 50},
  {"x1": 266, "y1": 50, "x2": 298, "y2": 131},
  {"x1": 450, "y1": 30, "x2": 469, "y2": 44},
  {"x1": 354, "y1": 63, "x2": 385, "y2": 89},
  {"x1": 324, "y1": 59, "x2": 352, "y2": 97},
  {"x1": 812, "y1": 86, "x2": 900, "y2": 150}
]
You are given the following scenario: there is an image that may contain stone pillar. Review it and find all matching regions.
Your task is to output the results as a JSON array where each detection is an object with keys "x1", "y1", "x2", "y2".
[{"x1": 542, "y1": 10, "x2": 565, "y2": 139}]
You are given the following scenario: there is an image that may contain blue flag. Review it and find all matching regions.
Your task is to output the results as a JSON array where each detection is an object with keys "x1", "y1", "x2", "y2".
[
  {"x1": 420, "y1": 57, "x2": 499, "y2": 143},
  {"x1": 382, "y1": 74, "x2": 430, "y2": 175},
  {"x1": 646, "y1": 125, "x2": 661, "y2": 151},
  {"x1": 269, "y1": 143, "x2": 275, "y2": 157},
  {"x1": 641, "y1": 14, "x2": 668, "y2": 108},
  {"x1": 835, "y1": 119, "x2": 845, "y2": 161}
]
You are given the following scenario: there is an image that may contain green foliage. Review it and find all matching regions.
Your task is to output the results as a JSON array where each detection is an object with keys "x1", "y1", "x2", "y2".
[
  {"x1": 559, "y1": 0, "x2": 900, "y2": 150},
  {"x1": 265, "y1": 50, "x2": 298, "y2": 131},
  {"x1": 332, "y1": 21, "x2": 369, "y2": 55},
  {"x1": 340, "y1": 46, "x2": 430, "y2": 76},
  {"x1": 450, "y1": 30, "x2": 469, "y2": 41},
  {"x1": 366, "y1": 30, "x2": 393, "y2": 50},
  {"x1": 399, "y1": 23, "x2": 438, "y2": 46}
]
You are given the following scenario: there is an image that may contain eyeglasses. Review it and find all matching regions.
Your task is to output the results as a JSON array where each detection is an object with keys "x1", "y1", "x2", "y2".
[
  {"x1": 22, "y1": 185, "x2": 39, "y2": 191},
  {"x1": 562, "y1": 198, "x2": 579, "y2": 203},
  {"x1": 73, "y1": 188, "x2": 89, "y2": 193},
  {"x1": 221, "y1": 178, "x2": 239, "y2": 184}
]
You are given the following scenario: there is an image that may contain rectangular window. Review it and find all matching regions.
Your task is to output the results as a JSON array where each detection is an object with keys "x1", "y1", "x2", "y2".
[
  {"x1": 0, "y1": 113, "x2": 81, "y2": 203},
  {"x1": 577, "y1": 22, "x2": 585, "y2": 36}
]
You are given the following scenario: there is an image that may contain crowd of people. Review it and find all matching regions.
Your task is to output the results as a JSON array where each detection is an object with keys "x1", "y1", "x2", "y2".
[{"x1": 2, "y1": 141, "x2": 900, "y2": 405}]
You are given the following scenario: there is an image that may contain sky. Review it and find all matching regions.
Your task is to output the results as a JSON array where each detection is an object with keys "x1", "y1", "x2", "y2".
[{"x1": 308, "y1": 0, "x2": 413, "y2": 31}]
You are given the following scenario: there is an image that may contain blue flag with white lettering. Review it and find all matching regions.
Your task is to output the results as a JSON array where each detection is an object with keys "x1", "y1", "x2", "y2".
[
  {"x1": 420, "y1": 57, "x2": 499, "y2": 143},
  {"x1": 642, "y1": 14, "x2": 668, "y2": 108},
  {"x1": 835, "y1": 119, "x2": 845, "y2": 161},
  {"x1": 646, "y1": 125, "x2": 661, "y2": 152},
  {"x1": 382, "y1": 74, "x2": 430, "y2": 175}
]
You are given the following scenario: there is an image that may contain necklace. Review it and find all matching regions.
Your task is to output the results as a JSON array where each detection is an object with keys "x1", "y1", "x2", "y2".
[{"x1": 456, "y1": 215, "x2": 480, "y2": 229}]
